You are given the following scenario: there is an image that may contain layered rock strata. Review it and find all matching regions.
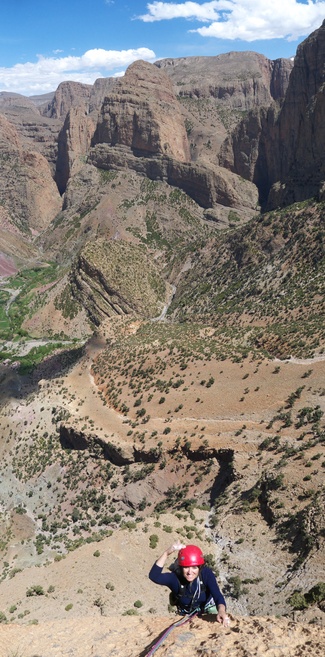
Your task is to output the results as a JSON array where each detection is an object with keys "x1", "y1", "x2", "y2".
[
  {"x1": 92, "y1": 60, "x2": 190, "y2": 162},
  {"x1": 219, "y1": 20, "x2": 325, "y2": 208},
  {"x1": 89, "y1": 143, "x2": 258, "y2": 211},
  {"x1": 156, "y1": 51, "x2": 293, "y2": 109},
  {"x1": 0, "y1": 114, "x2": 61, "y2": 237},
  {"x1": 68, "y1": 238, "x2": 167, "y2": 324}
]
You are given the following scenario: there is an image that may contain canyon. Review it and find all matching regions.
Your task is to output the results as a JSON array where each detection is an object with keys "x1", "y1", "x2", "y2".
[{"x1": 0, "y1": 19, "x2": 324, "y2": 657}]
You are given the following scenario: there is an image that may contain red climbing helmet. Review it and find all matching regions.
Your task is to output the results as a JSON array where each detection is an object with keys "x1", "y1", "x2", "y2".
[{"x1": 178, "y1": 544, "x2": 205, "y2": 567}]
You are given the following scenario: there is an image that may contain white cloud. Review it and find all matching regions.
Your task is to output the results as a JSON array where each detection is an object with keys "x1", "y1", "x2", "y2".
[
  {"x1": 0, "y1": 47, "x2": 156, "y2": 96},
  {"x1": 139, "y1": 1, "x2": 229, "y2": 22},
  {"x1": 139, "y1": 1, "x2": 325, "y2": 41}
]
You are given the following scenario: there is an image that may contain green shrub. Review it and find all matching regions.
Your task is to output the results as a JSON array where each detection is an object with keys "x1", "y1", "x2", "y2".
[
  {"x1": 14, "y1": 505, "x2": 27, "y2": 514},
  {"x1": 106, "y1": 582, "x2": 115, "y2": 591},
  {"x1": 26, "y1": 585, "x2": 44, "y2": 597},
  {"x1": 134, "y1": 600, "x2": 143, "y2": 608},
  {"x1": 288, "y1": 583, "x2": 325, "y2": 610},
  {"x1": 228, "y1": 576, "x2": 248, "y2": 599},
  {"x1": 305, "y1": 582, "x2": 325, "y2": 605},
  {"x1": 204, "y1": 554, "x2": 219, "y2": 575},
  {"x1": 149, "y1": 534, "x2": 159, "y2": 549},
  {"x1": 71, "y1": 507, "x2": 81, "y2": 522},
  {"x1": 288, "y1": 591, "x2": 308, "y2": 610}
]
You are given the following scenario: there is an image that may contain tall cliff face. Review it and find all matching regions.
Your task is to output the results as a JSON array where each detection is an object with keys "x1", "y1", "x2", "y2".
[
  {"x1": 0, "y1": 91, "x2": 62, "y2": 175},
  {"x1": 270, "y1": 58, "x2": 294, "y2": 100},
  {"x1": 267, "y1": 19, "x2": 325, "y2": 207},
  {"x1": 156, "y1": 52, "x2": 293, "y2": 180},
  {"x1": 219, "y1": 21, "x2": 325, "y2": 208},
  {"x1": 1, "y1": 30, "x2": 323, "y2": 259},
  {"x1": 157, "y1": 52, "x2": 293, "y2": 109},
  {"x1": 55, "y1": 107, "x2": 96, "y2": 194},
  {"x1": 88, "y1": 60, "x2": 258, "y2": 212},
  {"x1": 89, "y1": 143, "x2": 258, "y2": 212},
  {"x1": 42, "y1": 79, "x2": 119, "y2": 193},
  {"x1": 92, "y1": 60, "x2": 190, "y2": 162},
  {"x1": 0, "y1": 114, "x2": 61, "y2": 237},
  {"x1": 42, "y1": 78, "x2": 118, "y2": 120},
  {"x1": 43, "y1": 81, "x2": 93, "y2": 119}
]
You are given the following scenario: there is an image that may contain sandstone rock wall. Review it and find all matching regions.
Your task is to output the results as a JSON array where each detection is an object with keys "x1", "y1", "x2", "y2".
[
  {"x1": 267, "y1": 19, "x2": 325, "y2": 206},
  {"x1": 43, "y1": 80, "x2": 93, "y2": 119},
  {"x1": 0, "y1": 114, "x2": 61, "y2": 237},
  {"x1": 0, "y1": 91, "x2": 62, "y2": 174},
  {"x1": 92, "y1": 60, "x2": 190, "y2": 162},
  {"x1": 1, "y1": 27, "x2": 323, "y2": 251},
  {"x1": 219, "y1": 21, "x2": 325, "y2": 208},
  {"x1": 55, "y1": 107, "x2": 96, "y2": 194},
  {"x1": 156, "y1": 52, "x2": 293, "y2": 109},
  {"x1": 89, "y1": 143, "x2": 258, "y2": 212},
  {"x1": 41, "y1": 77, "x2": 118, "y2": 119}
]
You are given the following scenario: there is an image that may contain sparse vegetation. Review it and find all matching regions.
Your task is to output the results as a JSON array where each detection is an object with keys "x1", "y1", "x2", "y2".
[
  {"x1": 0, "y1": 69, "x2": 323, "y2": 633},
  {"x1": 288, "y1": 583, "x2": 325, "y2": 610},
  {"x1": 26, "y1": 585, "x2": 44, "y2": 597}
]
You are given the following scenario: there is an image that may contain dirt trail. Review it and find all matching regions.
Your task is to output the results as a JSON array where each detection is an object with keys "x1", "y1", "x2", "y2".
[
  {"x1": 275, "y1": 354, "x2": 325, "y2": 364},
  {"x1": 62, "y1": 334, "x2": 129, "y2": 438},
  {"x1": 152, "y1": 284, "x2": 176, "y2": 321}
]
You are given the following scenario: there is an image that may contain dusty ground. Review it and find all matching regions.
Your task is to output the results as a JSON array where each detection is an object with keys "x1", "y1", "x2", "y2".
[{"x1": 1, "y1": 613, "x2": 325, "y2": 657}]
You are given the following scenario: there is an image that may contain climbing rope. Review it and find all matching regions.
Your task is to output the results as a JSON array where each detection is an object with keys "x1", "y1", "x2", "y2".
[{"x1": 145, "y1": 610, "x2": 198, "y2": 656}]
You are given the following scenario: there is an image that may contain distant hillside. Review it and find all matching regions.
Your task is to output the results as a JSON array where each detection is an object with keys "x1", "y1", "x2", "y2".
[{"x1": 170, "y1": 199, "x2": 325, "y2": 359}]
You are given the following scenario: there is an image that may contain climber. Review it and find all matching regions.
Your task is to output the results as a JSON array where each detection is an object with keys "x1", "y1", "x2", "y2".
[{"x1": 149, "y1": 541, "x2": 229, "y2": 625}]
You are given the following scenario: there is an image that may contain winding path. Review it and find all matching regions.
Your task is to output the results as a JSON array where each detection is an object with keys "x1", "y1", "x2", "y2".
[
  {"x1": 152, "y1": 284, "x2": 176, "y2": 322},
  {"x1": 274, "y1": 354, "x2": 325, "y2": 365}
]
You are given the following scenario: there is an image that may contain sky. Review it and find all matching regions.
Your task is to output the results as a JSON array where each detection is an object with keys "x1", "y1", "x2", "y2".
[{"x1": 0, "y1": 1, "x2": 324, "y2": 97}]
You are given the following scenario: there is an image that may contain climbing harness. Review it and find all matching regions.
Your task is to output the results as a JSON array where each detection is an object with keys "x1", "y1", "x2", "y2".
[
  {"x1": 145, "y1": 609, "x2": 198, "y2": 656},
  {"x1": 169, "y1": 567, "x2": 206, "y2": 614},
  {"x1": 143, "y1": 576, "x2": 202, "y2": 656}
]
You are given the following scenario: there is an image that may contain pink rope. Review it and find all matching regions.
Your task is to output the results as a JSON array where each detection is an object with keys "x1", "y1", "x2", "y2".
[{"x1": 145, "y1": 611, "x2": 198, "y2": 656}]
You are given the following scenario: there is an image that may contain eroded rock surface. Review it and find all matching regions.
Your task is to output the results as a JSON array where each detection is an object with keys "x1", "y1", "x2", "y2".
[
  {"x1": 219, "y1": 20, "x2": 325, "y2": 208},
  {"x1": 93, "y1": 60, "x2": 190, "y2": 162},
  {"x1": 0, "y1": 114, "x2": 61, "y2": 237}
]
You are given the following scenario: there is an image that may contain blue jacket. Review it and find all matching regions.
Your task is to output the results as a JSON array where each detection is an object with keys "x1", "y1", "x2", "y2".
[{"x1": 149, "y1": 563, "x2": 226, "y2": 612}]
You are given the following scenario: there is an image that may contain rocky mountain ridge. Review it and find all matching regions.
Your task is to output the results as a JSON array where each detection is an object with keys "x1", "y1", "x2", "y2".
[
  {"x1": 156, "y1": 50, "x2": 293, "y2": 107},
  {"x1": 0, "y1": 22, "x2": 323, "y2": 277},
  {"x1": 0, "y1": 37, "x2": 300, "y2": 266}
]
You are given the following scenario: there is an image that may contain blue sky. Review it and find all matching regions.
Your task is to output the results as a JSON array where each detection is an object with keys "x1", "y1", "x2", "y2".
[{"x1": 0, "y1": 1, "x2": 324, "y2": 96}]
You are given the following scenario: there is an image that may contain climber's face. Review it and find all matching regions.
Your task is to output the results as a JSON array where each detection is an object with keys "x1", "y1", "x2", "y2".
[{"x1": 182, "y1": 565, "x2": 199, "y2": 582}]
